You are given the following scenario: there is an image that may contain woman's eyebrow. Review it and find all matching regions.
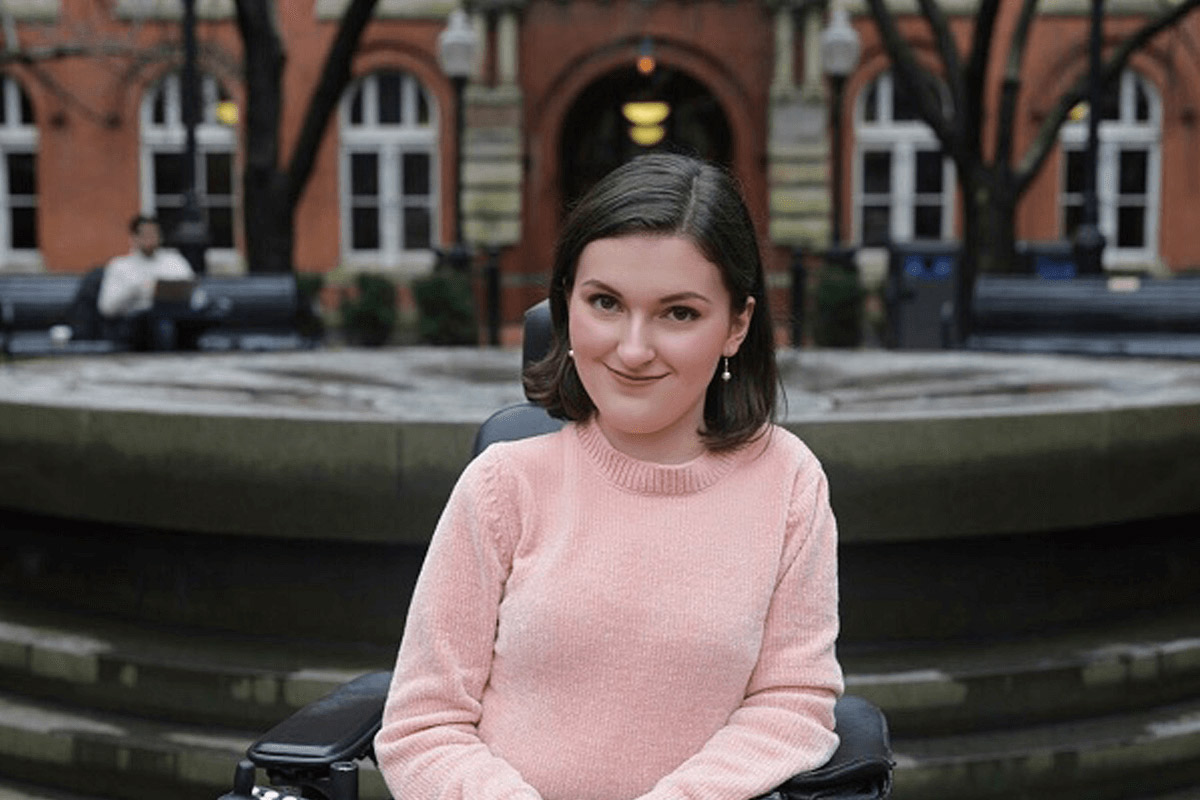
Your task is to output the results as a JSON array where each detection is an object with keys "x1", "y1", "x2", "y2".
[
  {"x1": 578, "y1": 278, "x2": 622, "y2": 296},
  {"x1": 659, "y1": 291, "x2": 712, "y2": 305}
]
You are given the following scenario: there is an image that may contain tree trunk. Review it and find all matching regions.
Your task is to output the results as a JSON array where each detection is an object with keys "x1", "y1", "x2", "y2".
[
  {"x1": 955, "y1": 165, "x2": 1018, "y2": 340},
  {"x1": 237, "y1": 0, "x2": 291, "y2": 273}
]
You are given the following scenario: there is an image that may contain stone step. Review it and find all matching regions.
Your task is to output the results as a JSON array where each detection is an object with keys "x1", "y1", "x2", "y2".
[
  {"x1": 0, "y1": 602, "x2": 393, "y2": 730},
  {"x1": 842, "y1": 604, "x2": 1200, "y2": 736},
  {"x1": 0, "y1": 691, "x2": 391, "y2": 800},
  {"x1": 7, "y1": 599, "x2": 1199, "y2": 743},
  {"x1": 890, "y1": 696, "x2": 1200, "y2": 800}
]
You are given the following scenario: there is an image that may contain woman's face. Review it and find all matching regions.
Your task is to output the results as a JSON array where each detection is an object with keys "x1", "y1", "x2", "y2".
[{"x1": 567, "y1": 234, "x2": 753, "y2": 464}]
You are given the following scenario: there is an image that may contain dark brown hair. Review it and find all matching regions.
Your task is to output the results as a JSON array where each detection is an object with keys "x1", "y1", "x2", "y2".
[{"x1": 524, "y1": 153, "x2": 778, "y2": 451}]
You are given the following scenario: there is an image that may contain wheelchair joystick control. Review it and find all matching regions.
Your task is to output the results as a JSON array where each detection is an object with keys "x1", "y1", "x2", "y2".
[
  {"x1": 329, "y1": 761, "x2": 359, "y2": 800},
  {"x1": 218, "y1": 759, "x2": 257, "y2": 800}
]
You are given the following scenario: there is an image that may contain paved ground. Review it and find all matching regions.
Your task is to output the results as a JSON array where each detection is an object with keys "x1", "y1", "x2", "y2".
[{"x1": 3, "y1": 344, "x2": 1200, "y2": 422}]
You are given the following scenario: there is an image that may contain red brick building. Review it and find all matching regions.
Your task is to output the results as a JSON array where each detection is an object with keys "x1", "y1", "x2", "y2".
[{"x1": 2, "y1": 0, "x2": 1197, "y2": 341}]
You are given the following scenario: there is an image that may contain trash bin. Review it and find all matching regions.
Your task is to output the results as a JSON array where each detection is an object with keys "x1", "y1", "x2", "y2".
[
  {"x1": 884, "y1": 240, "x2": 960, "y2": 349},
  {"x1": 1016, "y1": 241, "x2": 1077, "y2": 280}
]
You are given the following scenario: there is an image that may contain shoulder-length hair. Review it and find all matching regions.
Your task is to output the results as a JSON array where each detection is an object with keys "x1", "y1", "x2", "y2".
[{"x1": 524, "y1": 153, "x2": 778, "y2": 452}]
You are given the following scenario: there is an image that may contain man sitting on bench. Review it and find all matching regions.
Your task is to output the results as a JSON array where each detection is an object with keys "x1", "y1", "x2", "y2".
[{"x1": 97, "y1": 214, "x2": 195, "y2": 350}]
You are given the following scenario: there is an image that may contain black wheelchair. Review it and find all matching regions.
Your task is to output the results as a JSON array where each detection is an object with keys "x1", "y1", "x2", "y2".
[{"x1": 219, "y1": 302, "x2": 893, "y2": 800}]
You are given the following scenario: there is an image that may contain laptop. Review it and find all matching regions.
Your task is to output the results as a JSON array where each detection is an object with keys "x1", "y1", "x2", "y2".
[{"x1": 153, "y1": 279, "x2": 196, "y2": 306}]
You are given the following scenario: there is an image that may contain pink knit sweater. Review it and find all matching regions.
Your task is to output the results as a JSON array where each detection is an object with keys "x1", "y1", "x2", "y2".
[{"x1": 375, "y1": 421, "x2": 843, "y2": 800}]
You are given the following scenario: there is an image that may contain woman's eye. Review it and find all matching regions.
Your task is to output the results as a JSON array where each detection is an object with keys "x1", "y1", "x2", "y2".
[
  {"x1": 666, "y1": 306, "x2": 700, "y2": 322},
  {"x1": 590, "y1": 294, "x2": 619, "y2": 312}
]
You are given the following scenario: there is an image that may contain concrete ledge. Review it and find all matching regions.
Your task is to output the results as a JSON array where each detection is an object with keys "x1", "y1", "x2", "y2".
[{"x1": 1, "y1": 348, "x2": 1199, "y2": 545}]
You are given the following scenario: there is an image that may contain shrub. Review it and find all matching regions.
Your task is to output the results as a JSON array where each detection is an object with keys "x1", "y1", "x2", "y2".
[
  {"x1": 340, "y1": 273, "x2": 397, "y2": 346},
  {"x1": 813, "y1": 262, "x2": 864, "y2": 348},
  {"x1": 413, "y1": 268, "x2": 477, "y2": 345}
]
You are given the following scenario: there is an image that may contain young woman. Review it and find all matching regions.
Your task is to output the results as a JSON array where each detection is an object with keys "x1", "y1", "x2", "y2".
[{"x1": 375, "y1": 153, "x2": 843, "y2": 800}]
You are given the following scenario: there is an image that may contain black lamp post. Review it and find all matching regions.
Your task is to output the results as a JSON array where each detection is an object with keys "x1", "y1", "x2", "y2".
[
  {"x1": 1073, "y1": 0, "x2": 1106, "y2": 275},
  {"x1": 437, "y1": 9, "x2": 479, "y2": 276},
  {"x1": 173, "y1": 0, "x2": 209, "y2": 275},
  {"x1": 820, "y1": 1, "x2": 860, "y2": 270}
]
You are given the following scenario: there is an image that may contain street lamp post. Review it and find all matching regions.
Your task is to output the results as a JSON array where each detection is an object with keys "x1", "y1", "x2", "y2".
[
  {"x1": 820, "y1": 1, "x2": 860, "y2": 270},
  {"x1": 174, "y1": 0, "x2": 209, "y2": 274},
  {"x1": 437, "y1": 9, "x2": 480, "y2": 278},
  {"x1": 1074, "y1": 0, "x2": 1106, "y2": 275}
]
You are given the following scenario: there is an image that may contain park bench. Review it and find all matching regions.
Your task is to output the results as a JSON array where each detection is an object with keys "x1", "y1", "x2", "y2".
[
  {"x1": 0, "y1": 271, "x2": 314, "y2": 358},
  {"x1": 0, "y1": 270, "x2": 127, "y2": 357},
  {"x1": 884, "y1": 241, "x2": 1200, "y2": 357},
  {"x1": 965, "y1": 273, "x2": 1200, "y2": 358}
]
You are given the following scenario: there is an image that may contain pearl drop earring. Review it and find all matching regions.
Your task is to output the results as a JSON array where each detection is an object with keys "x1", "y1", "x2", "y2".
[{"x1": 721, "y1": 356, "x2": 732, "y2": 382}]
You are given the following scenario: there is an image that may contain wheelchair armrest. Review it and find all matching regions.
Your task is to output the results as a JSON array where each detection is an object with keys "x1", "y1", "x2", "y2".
[
  {"x1": 773, "y1": 694, "x2": 893, "y2": 799},
  {"x1": 247, "y1": 670, "x2": 392, "y2": 770}
]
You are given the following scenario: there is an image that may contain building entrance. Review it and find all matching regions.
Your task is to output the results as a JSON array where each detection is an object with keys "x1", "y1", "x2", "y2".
[{"x1": 559, "y1": 64, "x2": 731, "y2": 210}]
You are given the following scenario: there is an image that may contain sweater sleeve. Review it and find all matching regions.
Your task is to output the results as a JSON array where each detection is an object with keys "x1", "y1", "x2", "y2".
[
  {"x1": 638, "y1": 462, "x2": 844, "y2": 800},
  {"x1": 97, "y1": 259, "x2": 145, "y2": 318},
  {"x1": 374, "y1": 451, "x2": 542, "y2": 800}
]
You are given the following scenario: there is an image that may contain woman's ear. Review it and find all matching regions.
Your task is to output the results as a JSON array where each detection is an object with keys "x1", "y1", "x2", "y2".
[{"x1": 723, "y1": 297, "x2": 755, "y2": 357}]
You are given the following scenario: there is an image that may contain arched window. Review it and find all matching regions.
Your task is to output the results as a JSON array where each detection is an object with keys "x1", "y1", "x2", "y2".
[
  {"x1": 140, "y1": 72, "x2": 237, "y2": 263},
  {"x1": 854, "y1": 72, "x2": 954, "y2": 246},
  {"x1": 1059, "y1": 70, "x2": 1160, "y2": 268},
  {"x1": 340, "y1": 70, "x2": 438, "y2": 271},
  {"x1": 0, "y1": 75, "x2": 38, "y2": 265}
]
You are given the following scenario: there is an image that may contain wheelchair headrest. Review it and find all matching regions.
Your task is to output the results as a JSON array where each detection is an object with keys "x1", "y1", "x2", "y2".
[{"x1": 522, "y1": 299, "x2": 553, "y2": 372}]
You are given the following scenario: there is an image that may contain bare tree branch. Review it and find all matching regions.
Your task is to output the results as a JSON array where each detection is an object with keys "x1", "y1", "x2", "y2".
[
  {"x1": 995, "y1": 0, "x2": 1039, "y2": 169},
  {"x1": 916, "y1": 0, "x2": 963, "y2": 110},
  {"x1": 284, "y1": 0, "x2": 380, "y2": 211},
  {"x1": 1016, "y1": 0, "x2": 1200, "y2": 192},
  {"x1": 864, "y1": 0, "x2": 956, "y2": 152}
]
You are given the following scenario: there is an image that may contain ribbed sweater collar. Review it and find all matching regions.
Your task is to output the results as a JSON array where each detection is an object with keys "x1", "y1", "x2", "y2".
[{"x1": 572, "y1": 420, "x2": 739, "y2": 496}]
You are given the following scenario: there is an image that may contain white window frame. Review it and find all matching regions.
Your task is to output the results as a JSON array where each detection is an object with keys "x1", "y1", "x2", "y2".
[
  {"x1": 339, "y1": 70, "x2": 439, "y2": 275},
  {"x1": 0, "y1": 75, "x2": 39, "y2": 270},
  {"x1": 139, "y1": 72, "x2": 239, "y2": 271},
  {"x1": 1059, "y1": 70, "x2": 1161, "y2": 271},
  {"x1": 854, "y1": 72, "x2": 956, "y2": 249}
]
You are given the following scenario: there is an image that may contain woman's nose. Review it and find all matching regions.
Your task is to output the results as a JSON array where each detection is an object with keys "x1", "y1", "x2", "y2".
[{"x1": 616, "y1": 318, "x2": 655, "y2": 366}]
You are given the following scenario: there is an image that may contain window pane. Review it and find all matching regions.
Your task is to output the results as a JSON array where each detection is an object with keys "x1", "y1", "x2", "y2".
[
  {"x1": 403, "y1": 152, "x2": 430, "y2": 195},
  {"x1": 1135, "y1": 79, "x2": 1150, "y2": 122},
  {"x1": 378, "y1": 73, "x2": 402, "y2": 124},
  {"x1": 1065, "y1": 149, "x2": 1085, "y2": 194},
  {"x1": 349, "y1": 85, "x2": 364, "y2": 125},
  {"x1": 1099, "y1": 86, "x2": 1120, "y2": 121},
  {"x1": 7, "y1": 152, "x2": 35, "y2": 195},
  {"x1": 10, "y1": 206, "x2": 35, "y2": 249},
  {"x1": 352, "y1": 206, "x2": 380, "y2": 249},
  {"x1": 403, "y1": 206, "x2": 431, "y2": 250},
  {"x1": 862, "y1": 205, "x2": 890, "y2": 247},
  {"x1": 1062, "y1": 203, "x2": 1082, "y2": 239},
  {"x1": 1117, "y1": 204, "x2": 1145, "y2": 248},
  {"x1": 893, "y1": 82, "x2": 920, "y2": 121},
  {"x1": 154, "y1": 152, "x2": 185, "y2": 196},
  {"x1": 862, "y1": 81, "x2": 878, "y2": 123},
  {"x1": 153, "y1": 89, "x2": 168, "y2": 125},
  {"x1": 417, "y1": 88, "x2": 430, "y2": 125},
  {"x1": 207, "y1": 205, "x2": 234, "y2": 248},
  {"x1": 206, "y1": 151, "x2": 233, "y2": 195},
  {"x1": 157, "y1": 206, "x2": 183, "y2": 240},
  {"x1": 914, "y1": 204, "x2": 942, "y2": 239},
  {"x1": 916, "y1": 150, "x2": 942, "y2": 193},
  {"x1": 863, "y1": 151, "x2": 891, "y2": 194},
  {"x1": 351, "y1": 152, "x2": 378, "y2": 196},
  {"x1": 18, "y1": 88, "x2": 31, "y2": 124},
  {"x1": 1119, "y1": 149, "x2": 1147, "y2": 195}
]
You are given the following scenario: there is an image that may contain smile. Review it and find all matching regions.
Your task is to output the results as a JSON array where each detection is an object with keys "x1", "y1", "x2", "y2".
[{"x1": 605, "y1": 365, "x2": 668, "y2": 384}]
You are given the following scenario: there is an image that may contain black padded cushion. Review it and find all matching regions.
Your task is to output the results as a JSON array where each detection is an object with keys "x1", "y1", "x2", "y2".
[
  {"x1": 766, "y1": 695, "x2": 894, "y2": 799},
  {"x1": 247, "y1": 671, "x2": 391, "y2": 769}
]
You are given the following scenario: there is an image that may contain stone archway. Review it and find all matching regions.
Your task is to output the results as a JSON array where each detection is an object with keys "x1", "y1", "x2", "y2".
[{"x1": 558, "y1": 64, "x2": 732, "y2": 211}]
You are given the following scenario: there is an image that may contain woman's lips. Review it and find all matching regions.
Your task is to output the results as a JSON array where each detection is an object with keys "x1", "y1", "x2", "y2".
[{"x1": 605, "y1": 365, "x2": 667, "y2": 384}]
